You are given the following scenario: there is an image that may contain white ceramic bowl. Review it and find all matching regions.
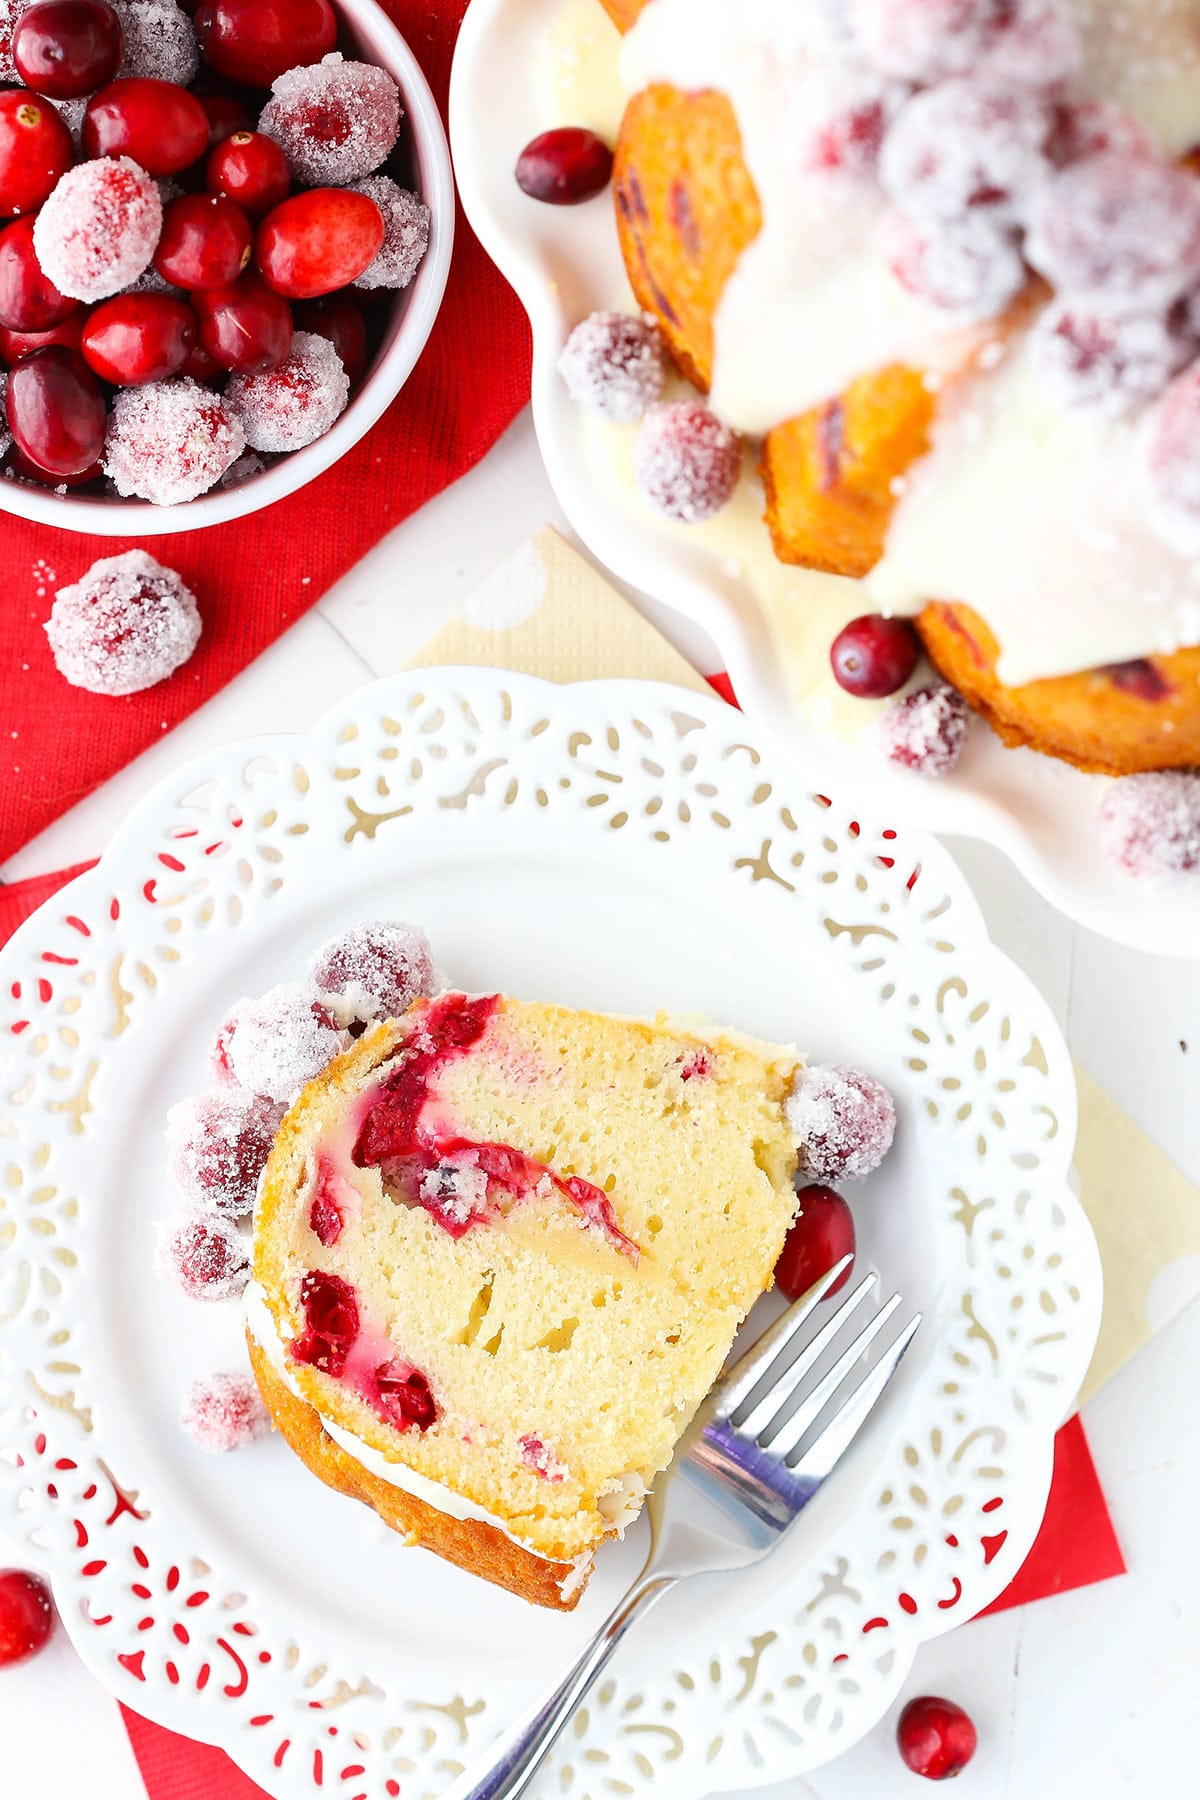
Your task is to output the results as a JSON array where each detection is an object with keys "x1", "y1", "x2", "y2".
[{"x1": 0, "y1": 0, "x2": 455, "y2": 535}]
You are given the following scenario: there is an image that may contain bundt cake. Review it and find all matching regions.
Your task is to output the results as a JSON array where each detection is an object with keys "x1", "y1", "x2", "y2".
[
  {"x1": 248, "y1": 990, "x2": 801, "y2": 1609},
  {"x1": 586, "y1": 0, "x2": 1200, "y2": 774}
]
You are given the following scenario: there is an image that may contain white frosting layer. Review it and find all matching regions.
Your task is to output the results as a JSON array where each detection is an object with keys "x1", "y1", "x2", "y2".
[{"x1": 618, "y1": 0, "x2": 1200, "y2": 681}]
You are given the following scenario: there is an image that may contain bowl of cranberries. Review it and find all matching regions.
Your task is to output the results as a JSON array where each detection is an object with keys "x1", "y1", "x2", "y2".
[{"x1": 0, "y1": 0, "x2": 453, "y2": 530}]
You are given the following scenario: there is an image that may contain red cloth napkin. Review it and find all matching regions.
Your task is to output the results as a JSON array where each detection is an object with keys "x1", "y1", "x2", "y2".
[{"x1": 0, "y1": 0, "x2": 532, "y2": 868}]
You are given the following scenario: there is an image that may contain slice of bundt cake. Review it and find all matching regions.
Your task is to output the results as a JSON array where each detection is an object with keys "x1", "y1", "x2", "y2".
[{"x1": 249, "y1": 992, "x2": 800, "y2": 1609}]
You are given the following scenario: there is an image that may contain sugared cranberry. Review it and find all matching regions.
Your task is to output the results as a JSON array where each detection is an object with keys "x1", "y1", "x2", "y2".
[
  {"x1": 515, "y1": 126, "x2": 613, "y2": 204},
  {"x1": 294, "y1": 291, "x2": 367, "y2": 386},
  {"x1": 633, "y1": 399, "x2": 740, "y2": 522},
  {"x1": 291, "y1": 1268, "x2": 358, "y2": 1374},
  {"x1": 117, "y1": 0, "x2": 199, "y2": 85},
  {"x1": 226, "y1": 328, "x2": 348, "y2": 451},
  {"x1": 350, "y1": 176, "x2": 429, "y2": 292},
  {"x1": 878, "y1": 683, "x2": 970, "y2": 775},
  {"x1": 0, "y1": 314, "x2": 85, "y2": 361},
  {"x1": 1033, "y1": 300, "x2": 1191, "y2": 418},
  {"x1": 196, "y1": 87, "x2": 250, "y2": 146},
  {"x1": 258, "y1": 52, "x2": 400, "y2": 187},
  {"x1": 103, "y1": 376, "x2": 245, "y2": 503},
  {"x1": 34, "y1": 156, "x2": 162, "y2": 301},
  {"x1": 0, "y1": 1571, "x2": 55, "y2": 1667},
  {"x1": 557, "y1": 309, "x2": 666, "y2": 422},
  {"x1": 1050, "y1": 99, "x2": 1154, "y2": 169},
  {"x1": 83, "y1": 75, "x2": 209, "y2": 174},
  {"x1": 787, "y1": 1063, "x2": 897, "y2": 1181},
  {"x1": 897, "y1": 1696, "x2": 978, "y2": 1780},
  {"x1": 155, "y1": 191, "x2": 252, "y2": 290},
  {"x1": 7, "y1": 346, "x2": 106, "y2": 477},
  {"x1": 830, "y1": 613, "x2": 920, "y2": 698},
  {"x1": 194, "y1": 0, "x2": 336, "y2": 88},
  {"x1": 179, "y1": 1371, "x2": 268, "y2": 1452},
  {"x1": 883, "y1": 210, "x2": 1025, "y2": 320},
  {"x1": 13, "y1": 0, "x2": 123, "y2": 97},
  {"x1": 44, "y1": 548, "x2": 201, "y2": 692},
  {"x1": 193, "y1": 270, "x2": 292, "y2": 372},
  {"x1": 774, "y1": 1185, "x2": 856, "y2": 1301},
  {"x1": 797, "y1": 65, "x2": 908, "y2": 181},
  {"x1": 224, "y1": 982, "x2": 345, "y2": 1102},
  {"x1": 157, "y1": 1209, "x2": 250, "y2": 1301},
  {"x1": 976, "y1": 0, "x2": 1080, "y2": 87},
  {"x1": 1027, "y1": 153, "x2": 1200, "y2": 307},
  {"x1": 166, "y1": 1086, "x2": 282, "y2": 1217},
  {"x1": 1136, "y1": 365, "x2": 1200, "y2": 555},
  {"x1": 374, "y1": 1359, "x2": 438, "y2": 1431},
  {"x1": 82, "y1": 291, "x2": 197, "y2": 383},
  {"x1": 310, "y1": 920, "x2": 435, "y2": 1026},
  {"x1": 880, "y1": 78, "x2": 1051, "y2": 226},
  {"x1": 849, "y1": 0, "x2": 996, "y2": 82},
  {"x1": 1097, "y1": 772, "x2": 1200, "y2": 885},
  {"x1": 0, "y1": 216, "x2": 78, "y2": 331},
  {"x1": 0, "y1": 91, "x2": 74, "y2": 219},
  {"x1": 207, "y1": 128, "x2": 289, "y2": 219},
  {"x1": 256, "y1": 187, "x2": 385, "y2": 301}
]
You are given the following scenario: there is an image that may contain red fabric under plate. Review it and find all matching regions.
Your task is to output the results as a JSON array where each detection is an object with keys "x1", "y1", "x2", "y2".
[{"x1": 0, "y1": 0, "x2": 532, "y2": 867}]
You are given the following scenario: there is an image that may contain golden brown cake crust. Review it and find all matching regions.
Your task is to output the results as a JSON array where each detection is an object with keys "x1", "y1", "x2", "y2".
[{"x1": 247, "y1": 1333, "x2": 584, "y2": 1612}]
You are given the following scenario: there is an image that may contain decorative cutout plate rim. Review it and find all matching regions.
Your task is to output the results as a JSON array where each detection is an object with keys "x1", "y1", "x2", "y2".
[
  {"x1": 447, "y1": 0, "x2": 1198, "y2": 959},
  {"x1": 0, "y1": 667, "x2": 1101, "y2": 1799}
]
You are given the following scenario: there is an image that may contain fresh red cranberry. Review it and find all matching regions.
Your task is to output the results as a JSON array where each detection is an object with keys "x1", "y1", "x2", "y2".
[
  {"x1": 830, "y1": 614, "x2": 920, "y2": 698},
  {"x1": 291, "y1": 1269, "x2": 359, "y2": 1375},
  {"x1": 193, "y1": 271, "x2": 292, "y2": 372},
  {"x1": 0, "y1": 91, "x2": 73, "y2": 219},
  {"x1": 0, "y1": 1570, "x2": 55, "y2": 1667},
  {"x1": 181, "y1": 337, "x2": 220, "y2": 382},
  {"x1": 256, "y1": 188, "x2": 385, "y2": 301},
  {"x1": 0, "y1": 313, "x2": 85, "y2": 362},
  {"x1": 374, "y1": 1359, "x2": 438, "y2": 1431},
  {"x1": 0, "y1": 217, "x2": 77, "y2": 333},
  {"x1": 774, "y1": 1185, "x2": 855, "y2": 1300},
  {"x1": 897, "y1": 1696, "x2": 978, "y2": 1779},
  {"x1": 516, "y1": 127, "x2": 613, "y2": 204},
  {"x1": 207, "y1": 128, "x2": 289, "y2": 219},
  {"x1": 294, "y1": 291, "x2": 368, "y2": 386},
  {"x1": 13, "y1": 0, "x2": 123, "y2": 97},
  {"x1": 81, "y1": 292, "x2": 197, "y2": 383},
  {"x1": 9, "y1": 445, "x2": 103, "y2": 485},
  {"x1": 83, "y1": 76, "x2": 210, "y2": 175},
  {"x1": 196, "y1": 87, "x2": 251, "y2": 147},
  {"x1": 155, "y1": 192, "x2": 252, "y2": 290},
  {"x1": 195, "y1": 0, "x2": 337, "y2": 88},
  {"x1": 7, "y1": 345, "x2": 106, "y2": 476}
]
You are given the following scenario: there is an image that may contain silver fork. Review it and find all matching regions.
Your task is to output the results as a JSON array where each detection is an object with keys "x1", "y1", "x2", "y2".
[{"x1": 444, "y1": 1261, "x2": 921, "y2": 1800}]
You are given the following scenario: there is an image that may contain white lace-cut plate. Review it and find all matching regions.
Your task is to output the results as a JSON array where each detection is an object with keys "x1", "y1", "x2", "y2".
[
  {"x1": 449, "y1": 0, "x2": 1198, "y2": 957},
  {"x1": 0, "y1": 670, "x2": 1099, "y2": 1799}
]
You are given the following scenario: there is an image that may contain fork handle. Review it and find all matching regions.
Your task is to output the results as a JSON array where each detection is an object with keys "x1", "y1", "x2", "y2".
[{"x1": 447, "y1": 1573, "x2": 677, "y2": 1800}]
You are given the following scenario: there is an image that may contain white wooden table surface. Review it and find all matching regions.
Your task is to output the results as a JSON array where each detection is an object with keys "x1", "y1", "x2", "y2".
[{"x1": 4, "y1": 410, "x2": 1199, "y2": 1800}]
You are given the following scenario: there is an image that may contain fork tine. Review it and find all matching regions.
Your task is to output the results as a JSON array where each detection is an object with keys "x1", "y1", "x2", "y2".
[
  {"x1": 715, "y1": 1256, "x2": 856, "y2": 1420},
  {"x1": 787, "y1": 1313, "x2": 922, "y2": 1480},
  {"x1": 732, "y1": 1272, "x2": 877, "y2": 1440},
  {"x1": 759, "y1": 1293, "x2": 903, "y2": 1457}
]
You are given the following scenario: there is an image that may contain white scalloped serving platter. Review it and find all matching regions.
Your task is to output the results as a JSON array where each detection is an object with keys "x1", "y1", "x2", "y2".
[
  {"x1": 448, "y1": 0, "x2": 1198, "y2": 958},
  {"x1": 0, "y1": 669, "x2": 1099, "y2": 1799}
]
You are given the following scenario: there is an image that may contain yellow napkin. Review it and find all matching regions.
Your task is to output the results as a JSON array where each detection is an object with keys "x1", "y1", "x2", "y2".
[{"x1": 408, "y1": 527, "x2": 1200, "y2": 1400}]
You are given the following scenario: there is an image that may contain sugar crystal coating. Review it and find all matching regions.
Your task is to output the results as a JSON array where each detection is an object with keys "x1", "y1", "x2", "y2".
[
  {"x1": 166, "y1": 1087, "x2": 284, "y2": 1219},
  {"x1": 259, "y1": 52, "x2": 401, "y2": 186},
  {"x1": 33, "y1": 156, "x2": 162, "y2": 302},
  {"x1": 1136, "y1": 365, "x2": 1200, "y2": 556},
  {"x1": 794, "y1": 64, "x2": 910, "y2": 182},
  {"x1": 883, "y1": 209, "x2": 1025, "y2": 320},
  {"x1": 226, "y1": 331, "x2": 349, "y2": 454},
  {"x1": 558, "y1": 310, "x2": 666, "y2": 423},
  {"x1": 850, "y1": 0, "x2": 999, "y2": 84},
  {"x1": 633, "y1": 400, "x2": 740, "y2": 523},
  {"x1": 104, "y1": 378, "x2": 245, "y2": 504},
  {"x1": 974, "y1": 0, "x2": 1080, "y2": 87},
  {"x1": 310, "y1": 919, "x2": 436, "y2": 1026},
  {"x1": 219, "y1": 450, "x2": 267, "y2": 487},
  {"x1": 351, "y1": 176, "x2": 429, "y2": 290},
  {"x1": 880, "y1": 78, "x2": 1052, "y2": 227},
  {"x1": 1033, "y1": 300, "x2": 1192, "y2": 418},
  {"x1": 787, "y1": 1063, "x2": 897, "y2": 1181},
  {"x1": 1026, "y1": 153, "x2": 1200, "y2": 307},
  {"x1": 45, "y1": 550, "x2": 201, "y2": 695},
  {"x1": 1049, "y1": 99, "x2": 1154, "y2": 168},
  {"x1": 157, "y1": 1210, "x2": 250, "y2": 1301},
  {"x1": 0, "y1": 0, "x2": 23, "y2": 81},
  {"x1": 225, "y1": 981, "x2": 346, "y2": 1102},
  {"x1": 114, "y1": 0, "x2": 198, "y2": 83},
  {"x1": 180, "y1": 1371, "x2": 269, "y2": 1452},
  {"x1": 1097, "y1": 772, "x2": 1200, "y2": 885},
  {"x1": 877, "y1": 683, "x2": 970, "y2": 775}
]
